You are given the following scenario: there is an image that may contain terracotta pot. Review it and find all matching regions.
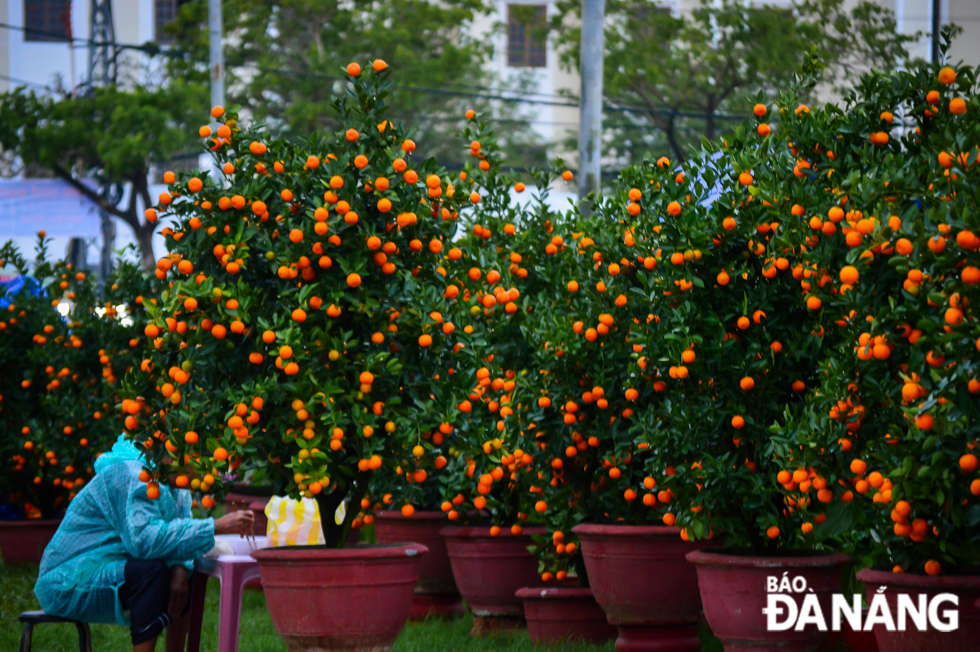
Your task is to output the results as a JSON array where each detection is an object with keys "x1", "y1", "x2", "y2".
[
  {"x1": 0, "y1": 519, "x2": 61, "y2": 565},
  {"x1": 857, "y1": 568, "x2": 980, "y2": 652},
  {"x1": 573, "y1": 523, "x2": 712, "y2": 652},
  {"x1": 687, "y1": 549, "x2": 850, "y2": 652},
  {"x1": 252, "y1": 542, "x2": 427, "y2": 651},
  {"x1": 817, "y1": 609, "x2": 879, "y2": 652},
  {"x1": 516, "y1": 585, "x2": 617, "y2": 644},
  {"x1": 374, "y1": 510, "x2": 463, "y2": 619},
  {"x1": 441, "y1": 525, "x2": 544, "y2": 634}
]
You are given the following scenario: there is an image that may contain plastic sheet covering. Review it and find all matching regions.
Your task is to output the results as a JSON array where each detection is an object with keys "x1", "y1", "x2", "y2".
[{"x1": 34, "y1": 437, "x2": 214, "y2": 625}]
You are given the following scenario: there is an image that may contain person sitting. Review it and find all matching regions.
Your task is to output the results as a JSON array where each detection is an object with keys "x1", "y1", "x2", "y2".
[{"x1": 34, "y1": 435, "x2": 254, "y2": 652}]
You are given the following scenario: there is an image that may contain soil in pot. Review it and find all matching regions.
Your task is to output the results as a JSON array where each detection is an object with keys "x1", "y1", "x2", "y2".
[
  {"x1": 516, "y1": 585, "x2": 617, "y2": 644},
  {"x1": 0, "y1": 519, "x2": 61, "y2": 565},
  {"x1": 440, "y1": 525, "x2": 544, "y2": 635},
  {"x1": 857, "y1": 568, "x2": 980, "y2": 652},
  {"x1": 374, "y1": 510, "x2": 463, "y2": 619},
  {"x1": 574, "y1": 523, "x2": 714, "y2": 652},
  {"x1": 252, "y1": 542, "x2": 427, "y2": 652},
  {"x1": 688, "y1": 549, "x2": 850, "y2": 652}
]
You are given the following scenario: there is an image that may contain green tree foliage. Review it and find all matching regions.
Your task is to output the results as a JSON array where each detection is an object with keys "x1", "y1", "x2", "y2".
[
  {"x1": 165, "y1": 0, "x2": 545, "y2": 168},
  {"x1": 550, "y1": 0, "x2": 917, "y2": 164},
  {"x1": 0, "y1": 84, "x2": 207, "y2": 269}
]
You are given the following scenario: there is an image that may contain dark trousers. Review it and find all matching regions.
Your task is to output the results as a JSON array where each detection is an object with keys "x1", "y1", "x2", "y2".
[{"x1": 118, "y1": 559, "x2": 193, "y2": 645}]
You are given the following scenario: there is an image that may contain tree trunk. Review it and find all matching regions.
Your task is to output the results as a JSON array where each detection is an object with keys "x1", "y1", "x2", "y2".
[
  {"x1": 314, "y1": 471, "x2": 370, "y2": 549},
  {"x1": 664, "y1": 117, "x2": 687, "y2": 164},
  {"x1": 135, "y1": 223, "x2": 157, "y2": 271}
]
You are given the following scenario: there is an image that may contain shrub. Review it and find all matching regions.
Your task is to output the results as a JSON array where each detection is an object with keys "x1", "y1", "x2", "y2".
[
  {"x1": 123, "y1": 63, "x2": 475, "y2": 547},
  {"x1": 776, "y1": 40, "x2": 980, "y2": 575},
  {"x1": 0, "y1": 237, "x2": 128, "y2": 518},
  {"x1": 423, "y1": 118, "x2": 576, "y2": 535}
]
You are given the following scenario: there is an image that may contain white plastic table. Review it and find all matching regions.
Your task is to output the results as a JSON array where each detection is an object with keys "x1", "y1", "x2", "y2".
[{"x1": 187, "y1": 535, "x2": 268, "y2": 652}]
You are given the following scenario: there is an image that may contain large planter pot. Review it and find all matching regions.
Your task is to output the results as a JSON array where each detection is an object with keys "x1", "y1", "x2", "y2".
[
  {"x1": 817, "y1": 609, "x2": 878, "y2": 652},
  {"x1": 516, "y1": 585, "x2": 617, "y2": 644},
  {"x1": 857, "y1": 568, "x2": 980, "y2": 652},
  {"x1": 252, "y1": 543, "x2": 427, "y2": 652},
  {"x1": 374, "y1": 510, "x2": 463, "y2": 619},
  {"x1": 687, "y1": 549, "x2": 850, "y2": 652},
  {"x1": 440, "y1": 525, "x2": 544, "y2": 634},
  {"x1": 573, "y1": 523, "x2": 712, "y2": 652},
  {"x1": 0, "y1": 519, "x2": 61, "y2": 565}
]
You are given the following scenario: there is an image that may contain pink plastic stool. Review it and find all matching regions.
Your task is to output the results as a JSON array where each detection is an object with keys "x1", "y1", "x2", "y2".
[{"x1": 187, "y1": 535, "x2": 267, "y2": 652}]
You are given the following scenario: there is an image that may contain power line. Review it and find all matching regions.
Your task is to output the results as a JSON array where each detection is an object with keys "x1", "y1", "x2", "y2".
[
  {"x1": 242, "y1": 63, "x2": 747, "y2": 122},
  {"x1": 0, "y1": 73, "x2": 50, "y2": 89}
]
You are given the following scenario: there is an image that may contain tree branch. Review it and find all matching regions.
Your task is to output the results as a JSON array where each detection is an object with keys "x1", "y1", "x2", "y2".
[{"x1": 51, "y1": 164, "x2": 131, "y2": 223}]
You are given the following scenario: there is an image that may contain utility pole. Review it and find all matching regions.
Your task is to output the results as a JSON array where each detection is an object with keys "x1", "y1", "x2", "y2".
[
  {"x1": 209, "y1": 0, "x2": 225, "y2": 111},
  {"x1": 89, "y1": 0, "x2": 118, "y2": 279},
  {"x1": 930, "y1": 0, "x2": 942, "y2": 63},
  {"x1": 577, "y1": 0, "x2": 605, "y2": 201}
]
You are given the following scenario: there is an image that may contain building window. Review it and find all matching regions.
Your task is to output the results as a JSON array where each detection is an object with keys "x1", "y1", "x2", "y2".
[
  {"x1": 24, "y1": 0, "x2": 71, "y2": 42},
  {"x1": 507, "y1": 5, "x2": 547, "y2": 68},
  {"x1": 155, "y1": 0, "x2": 183, "y2": 42}
]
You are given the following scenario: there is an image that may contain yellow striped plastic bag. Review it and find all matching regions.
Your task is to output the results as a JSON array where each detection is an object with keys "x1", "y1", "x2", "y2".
[{"x1": 264, "y1": 496, "x2": 346, "y2": 546}]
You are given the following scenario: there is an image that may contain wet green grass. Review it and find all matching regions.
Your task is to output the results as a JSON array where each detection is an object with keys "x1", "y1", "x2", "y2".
[{"x1": 2, "y1": 561, "x2": 725, "y2": 651}]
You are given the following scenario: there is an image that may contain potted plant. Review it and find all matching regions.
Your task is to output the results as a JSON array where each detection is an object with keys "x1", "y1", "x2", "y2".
[
  {"x1": 0, "y1": 237, "x2": 127, "y2": 562},
  {"x1": 428, "y1": 120, "x2": 569, "y2": 634},
  {"x1": 507, "y1": 191, "x2": 720, "y2": 652},
  {"x1": 122, "y1": 62, "x2": 487, "y2": 651},
  {"x1": 782, "y1": 36, "x2": 980, "y2": 651}
]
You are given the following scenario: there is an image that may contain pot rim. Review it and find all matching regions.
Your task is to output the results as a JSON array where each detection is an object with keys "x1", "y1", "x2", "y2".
[
  {"x1": 0, "y1": 518, "x2": 62, "y2": 527},
  {"x1": 857, "y1": 567, "x2": 980, "y2": 589},
  {"x1": 439, "y1": 525, "x2": 546, "y2": 538},
  {"x1": 572, "y1": 523, "x2": 681, "y2": 537},
  {"x1": 252, "y1": 542, "x2": 428, "y2": 561},
  {"x1": 374, "y1": 510, "x2": 448, "y2": 521},
  {"x1": 686, "y1": 549, "x2": 851, "y2": 568},
  {"x1": 515, "y1": 586, "x2": 594, "y2": 600}
]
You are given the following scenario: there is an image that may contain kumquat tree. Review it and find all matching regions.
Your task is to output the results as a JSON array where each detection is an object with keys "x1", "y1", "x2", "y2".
[
  {"x1": 770, "y1": 36, "x2": 980, "y2": 576},
  {"x1": 431, "y1": 117, "x2": 579, "y2": 534},
  {"x1": 121, "y1": 61, "x2": 488, "y2": 547},
  {"x1": 512, "y1": 82, "x2": 871, "y2": 578},
  {"x1": 0, "y1": 236, "x2": 130, "y2": 519}
]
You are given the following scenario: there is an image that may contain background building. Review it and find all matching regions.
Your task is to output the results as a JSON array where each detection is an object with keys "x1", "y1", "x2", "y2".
[{"x1": 0, "y1": 0, "x2": 976, "y2": 265}]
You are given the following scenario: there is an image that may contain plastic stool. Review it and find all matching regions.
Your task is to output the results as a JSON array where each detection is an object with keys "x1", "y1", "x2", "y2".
[{"x1": 18, "y1": 611, "x2": 92, "y2": 652}]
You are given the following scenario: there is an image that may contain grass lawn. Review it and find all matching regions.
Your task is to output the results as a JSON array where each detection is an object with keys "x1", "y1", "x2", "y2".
[
  {"x1": 2, "y1": 561, "x2": 617, "y2": 651},
  {"x1": 2, "y1": 561, "x2": 724, "y2": 651}
]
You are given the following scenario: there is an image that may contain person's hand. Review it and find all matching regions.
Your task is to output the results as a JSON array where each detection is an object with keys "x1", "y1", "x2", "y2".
[
  {"x1": 168, "y1": 565, "x2": 190, "y2": 618},
  {"x1": 214, "y1": 510, "x2": 255, "y2": 537}
]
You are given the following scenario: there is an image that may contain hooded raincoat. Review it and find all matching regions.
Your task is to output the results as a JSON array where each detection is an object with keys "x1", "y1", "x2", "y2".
[{"x1": 34, "y1": 437, "x2": 215, "y2": 625}]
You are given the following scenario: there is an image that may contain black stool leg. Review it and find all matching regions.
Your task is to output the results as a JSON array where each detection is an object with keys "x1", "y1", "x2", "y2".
[
  {"x1": 75, "y1": 622, "x2": 92, "y2": 652},
  {"x1": 19, "y1": 623, "x2": 32, "y2": 652}
]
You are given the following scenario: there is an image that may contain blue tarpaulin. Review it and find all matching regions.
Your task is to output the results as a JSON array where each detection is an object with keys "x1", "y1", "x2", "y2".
[{"x1": 0, "y1": 275, "x2": 43, "y2": 308}]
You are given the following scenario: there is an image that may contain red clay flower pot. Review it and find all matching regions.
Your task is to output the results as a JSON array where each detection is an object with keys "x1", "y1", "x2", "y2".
[
  {"x1": 817, "y1": 609, "x2": 878, "y2": 652},
  {"x1": 374, "y1": 510, "x2": 463, "y2": 619},
  {"x1": 252, "y1": 542, "x2": 427, "y2": 652},
  {"x1": 0, "y1": 519, "x2": 61, "y2": 564},
  {"x1": 687, "y1": 549, "x2": 850, "y2": 652},
  {"x1": 857, "y1": 568, "x2": 980, "y2": 652},
  {"x1": 573, "y1": 523, "x2": 712, "y2": 652},
  {"x1": 440, "y1": 525, "x2": 544, "y2": 634},
  {"x1": 516, "y1": 585, "x2": 617, "y2": 644}
]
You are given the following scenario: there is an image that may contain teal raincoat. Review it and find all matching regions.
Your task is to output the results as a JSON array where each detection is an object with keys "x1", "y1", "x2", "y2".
[{"x1": 34, "y1": 436, "x2": 215, "y2": 625}]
